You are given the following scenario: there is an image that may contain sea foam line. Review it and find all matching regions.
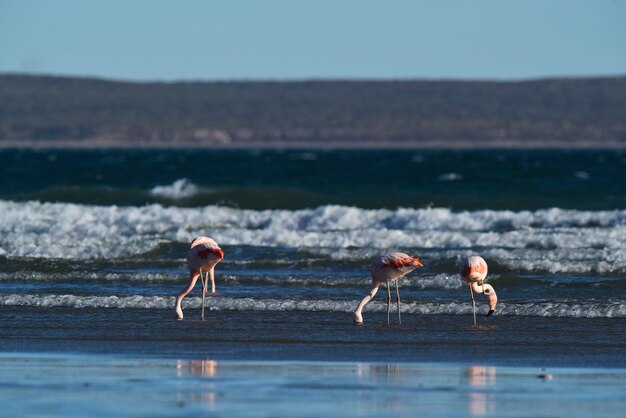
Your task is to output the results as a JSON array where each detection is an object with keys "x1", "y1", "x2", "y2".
[
  {"x1": 1, "y1": 294, "x2": 624, "y2": 318},
  {"x1": 1, "y1": 200, "x2": 626, "y2": 273},
  {"x1": 0, "y1": 272, "x2": 465, "y2": 289}
]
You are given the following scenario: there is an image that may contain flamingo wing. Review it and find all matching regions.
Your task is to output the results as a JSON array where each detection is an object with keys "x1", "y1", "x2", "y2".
[
  {"x1": 381, "y1": 252, "x2": 421, "y2": 268},
  {"x1": 190, "y1": 237, "x2": 224, "y2": 260},
  {"x1": 191, "y1": 236, "x2": 219, "y2": 249}
]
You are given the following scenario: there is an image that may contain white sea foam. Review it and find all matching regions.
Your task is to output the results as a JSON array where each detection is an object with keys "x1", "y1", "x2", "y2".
[
  {"x1": 437, "y1": 173, "x2": 463, "y2": 181},
  {"x1": 1, "y1": 294, "x2": 624, "y2": 318},
  {"x1": 574, "y1": 171, "x2": 590, "y2": 180},
  {"x1": 0, "y1": 271, "x2": 464, "y2": 289},
  {"x1": 1, "y1": 200, "x2": 626, "y2": 273},
  {"x1": 0, "y1": 271, "x2": 180, "y2": 282},
  {"x1": 149, "y1": 179, "x2": 200, "y2": 199}
]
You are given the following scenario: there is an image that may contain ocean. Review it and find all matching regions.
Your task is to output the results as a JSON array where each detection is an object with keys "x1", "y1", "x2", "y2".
[{"x1": 1, "y1": 148, "x2": 625, "y2": 416}]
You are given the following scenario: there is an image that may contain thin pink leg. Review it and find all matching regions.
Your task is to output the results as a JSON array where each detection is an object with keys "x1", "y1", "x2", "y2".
[
  {"x1": 200, "y1": 270, "x2": 207, "y2": 320},
  {"x1": 469, "y1": 284, "x2": 477, "y2": 325},
  {"x1": 386, "y1": 281, "x2": 391, "y2": 325},
  {"x1": 395, "y1": 279, "x2": 401, "y2": 325}
]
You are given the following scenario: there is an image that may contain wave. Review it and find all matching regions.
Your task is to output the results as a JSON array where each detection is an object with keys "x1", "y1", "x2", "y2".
[
  {"x1": 149, "y1": 179, "x2": 201, "y2": 200},
  {"x1": 437, "y1": 173, "x2": 463, "y2": 182},
  {"x1": 0, "y1": 271, "x2": 465, "y2": 289},
  {"x1": 1, "y1": 200, "x2": 626, "y2": 273},
  {"x1": 14, "y1": 181, "x2": 325, "y2": 209},
  {"x1": 1, "y1": 294, "x2": 624, "y2": 318}
]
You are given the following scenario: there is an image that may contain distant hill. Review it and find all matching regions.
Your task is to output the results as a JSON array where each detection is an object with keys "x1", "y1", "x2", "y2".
[{"x1": 0, "y1": 74, "x2": 625, "y2": 148}]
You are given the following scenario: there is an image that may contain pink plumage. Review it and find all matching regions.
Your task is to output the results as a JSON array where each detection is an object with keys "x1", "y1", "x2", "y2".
[
  {"x1": 371, "y1": 252, "x2": 424, "y2": 285},
  {"x1": 187, "y1": 236, "x2": 224, "y2": 271},
  {"x1": 459, "y1": 256, "x2": 498, "y2": 319},
  {"x1": 176, "y1": 236, "x2": 224, "y2": 320},
  {"x1": 379, "y1": 252, "x2": 423, "y2": 269},
  {"x1": 354, "y1": 252, "x2": 424, "y2": 324},
  {"x1": 460, "y1": 255, "x2": 488, "y2": 283}
]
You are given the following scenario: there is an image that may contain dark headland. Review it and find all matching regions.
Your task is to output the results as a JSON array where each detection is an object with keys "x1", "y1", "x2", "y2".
[{"x1": 1, "y1": 74, "x2": 625, "y2": 149}]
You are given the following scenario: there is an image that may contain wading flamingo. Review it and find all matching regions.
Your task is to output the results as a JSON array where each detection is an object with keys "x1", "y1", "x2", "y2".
[
  {"x1": 175, "y1": 236, "x2": 224, "y2": 320},
  {"x1": 353, "y1": 252, "x2": 424, "y2": 325},
  {"x1": 460, "y1": 256, "x2": 497, "y2": 324}
]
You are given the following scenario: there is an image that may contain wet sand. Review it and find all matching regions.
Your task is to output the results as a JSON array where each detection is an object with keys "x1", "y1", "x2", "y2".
[
  {"x1": 1, "y1": 308, "x2": 625, "y2": 368},
  {"x1": 1, "y1": 353, "x2": 624, "y2": 418}
]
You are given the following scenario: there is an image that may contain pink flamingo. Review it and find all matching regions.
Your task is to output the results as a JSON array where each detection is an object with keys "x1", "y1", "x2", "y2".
[
  {"x1": 175, "y1": 236, "x2": 224, "y2": 320},
  {"x1": 460, "y1": 256, "x2": 497, "y2": 324},
  {"x1": 353, "y1": 252, "x2": 424, "y2": 325}
]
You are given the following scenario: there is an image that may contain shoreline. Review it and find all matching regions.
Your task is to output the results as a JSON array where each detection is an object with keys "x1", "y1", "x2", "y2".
[
  {"x1": 1, "y1": 350, "x2": 625, "y2": 371},
  {"x1": 2, "y1": 309, "x2": 625, "y2": 369}
]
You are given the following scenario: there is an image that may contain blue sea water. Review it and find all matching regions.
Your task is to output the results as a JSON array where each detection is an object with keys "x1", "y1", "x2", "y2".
[{"x1": 0, "y1": 149, "x2": 625, "y2": 416}]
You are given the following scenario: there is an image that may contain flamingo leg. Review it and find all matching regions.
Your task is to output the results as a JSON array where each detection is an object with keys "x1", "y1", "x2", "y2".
[
  {"x1": 395, "y1": 279, "x2": 401, "y2": 325},
  {"x1": 386, "y1": 281, "x2": 391, "y2": 325},
  {"x1": 200, "y1": 269, "x2": 207, "y2": 320},
  {"x1": 469, "y1": 284, "x2": 477, "y2": 325}
]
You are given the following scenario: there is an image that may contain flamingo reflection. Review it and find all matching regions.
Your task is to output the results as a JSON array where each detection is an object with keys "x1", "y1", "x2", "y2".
[
  {"x1": 176, "y1": 359, "x2": 219, "y2": 407},
  {"x1": 466, "y1": 366, "x2": 497, "y2": 417}
]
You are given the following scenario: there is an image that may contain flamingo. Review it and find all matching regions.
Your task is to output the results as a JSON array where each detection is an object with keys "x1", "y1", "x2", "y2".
[
  {"x1": 353, "y1": 252, "x2": 424, "y2": 325},
  {"x1": 175, "y1": 236, "x2": 224, "y2": 320},
  {"x1": 459, "y1": 256, "x2": 497, "y2": 324}
]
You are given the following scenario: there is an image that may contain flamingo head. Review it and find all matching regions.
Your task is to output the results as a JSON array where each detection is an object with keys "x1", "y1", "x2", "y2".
[{"x1": 215, "y1": 248, "x2": 225, "y2": 260}]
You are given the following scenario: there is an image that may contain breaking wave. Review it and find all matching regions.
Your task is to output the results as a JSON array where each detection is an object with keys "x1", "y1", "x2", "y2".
[
  {"x1": 0, "y1": 271, "x2": 465, "y2": 289},
  {"x1": 1, "y1": 294, "x2": 624, "y2": 318},
  {"x1": 1, "y1": 200, "x2": 626, "y2": 273},
  {"x1": 149, "y1": 179, "x2": 201, "y2": 200}
]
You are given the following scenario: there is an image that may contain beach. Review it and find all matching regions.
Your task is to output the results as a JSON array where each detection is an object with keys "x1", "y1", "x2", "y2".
[{"x1": 1, "y1": 149, "x2": 625, "y2": 416}]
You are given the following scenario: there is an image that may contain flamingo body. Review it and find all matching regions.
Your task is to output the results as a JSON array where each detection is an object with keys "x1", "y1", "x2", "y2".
[
  {"x1": 176, "y1": 236, "x2": 224, "y2": 320},
  {"x1": 187, "y1": 236, "x2": 224, "y2": 273},
  {"x1": 371, "y1": 252, "x2": 424, "y2": 284},
  {"x1": 353, "y1": 252, "x2": 424, "y2": 324},
  {"x1": 459, "y1": 256, "x2": 497, "y2": 316},
  {"x1": 460, "y1": 255, "x2": 488, "y2": 283}
]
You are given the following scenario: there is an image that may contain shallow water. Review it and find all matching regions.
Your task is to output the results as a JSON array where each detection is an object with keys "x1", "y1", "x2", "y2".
[
  {"x1": 2, "y1": 148, "x2": 626, "y2": 417},
  {"x1": 1, "y1": 309, "x2": 624, "y2": 368},
  {"x1": 1, "y1": 354, "x2": 625, "y2": 418},
  {"x1": 1, "y1": 150, "x2": 625, "y2": 390}
]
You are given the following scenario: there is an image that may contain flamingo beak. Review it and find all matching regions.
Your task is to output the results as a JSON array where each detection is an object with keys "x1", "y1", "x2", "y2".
[
  {"x1": 414, "y1": 258, "x2": 424, "y2": 267},
  {"x1": 216, "y1": 248, "x2": 225, "y2": 260}
]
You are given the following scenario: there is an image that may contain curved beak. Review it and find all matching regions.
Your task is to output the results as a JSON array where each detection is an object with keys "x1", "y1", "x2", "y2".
[{"x1": 414, "y1": 258, "x2": 424, "y2": 267}]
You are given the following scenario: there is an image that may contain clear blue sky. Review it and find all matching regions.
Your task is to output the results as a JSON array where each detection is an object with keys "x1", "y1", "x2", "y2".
[{"x1": 1, "y1": 0, "x2": 624, "y2": 81}]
